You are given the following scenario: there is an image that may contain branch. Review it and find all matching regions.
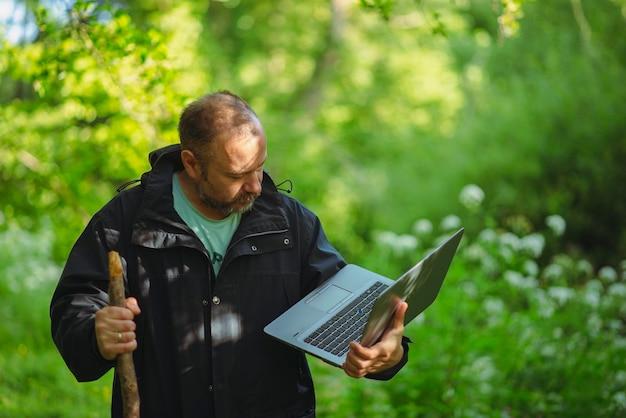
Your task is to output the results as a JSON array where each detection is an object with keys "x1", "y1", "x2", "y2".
[{"x1": 569, "y1": 0, "x2": 593, "y2": 55}]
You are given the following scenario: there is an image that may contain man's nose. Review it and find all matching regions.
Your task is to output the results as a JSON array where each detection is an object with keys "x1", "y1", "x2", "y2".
[{"x1": 244, "y1": 172, "x2": 262, "y2": 195}]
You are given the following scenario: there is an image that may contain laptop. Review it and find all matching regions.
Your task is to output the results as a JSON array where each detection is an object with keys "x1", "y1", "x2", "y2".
[{"x1": 264, "y1": 228, "x2": 464, "y2": 367}]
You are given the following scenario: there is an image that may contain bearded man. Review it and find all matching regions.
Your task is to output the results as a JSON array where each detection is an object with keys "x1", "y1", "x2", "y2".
[{"x1": 51, "y1": 91, "x2": 410, "y2": 418}]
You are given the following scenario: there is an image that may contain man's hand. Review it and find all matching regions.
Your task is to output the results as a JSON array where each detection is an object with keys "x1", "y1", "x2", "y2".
[
  {"x1": 342, "y1": 301, "x2": 407, "y2": 378},
  {"x1": 95, "y1": 297, "x2": 141, "y2": 361}
]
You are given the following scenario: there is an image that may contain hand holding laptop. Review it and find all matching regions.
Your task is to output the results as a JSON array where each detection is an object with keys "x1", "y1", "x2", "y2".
[
  {"x1": 343, "y1": 300, "x2": 408, "y2": 378},
  {"x1": 264, "y1": 229, "x2": 464, "y2": 369}
]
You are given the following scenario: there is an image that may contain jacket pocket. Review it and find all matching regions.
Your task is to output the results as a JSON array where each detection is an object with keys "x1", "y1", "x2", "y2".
[{"x1": 243, "y1": 232, "x2": 294, "y2": 256}]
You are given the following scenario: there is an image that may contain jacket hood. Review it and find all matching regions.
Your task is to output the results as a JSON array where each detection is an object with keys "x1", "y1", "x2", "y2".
[{"x1": 148, "y1": 144, "x2": 183, "y2": 169}]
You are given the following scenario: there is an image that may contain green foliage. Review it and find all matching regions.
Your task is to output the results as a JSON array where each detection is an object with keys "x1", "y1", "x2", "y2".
[
  {"x1": 0, "y1": 1, "x2": 203, "y2": 259},
  {"x1": 0, "y1": 226, "x2": 112, "y2": 417},
  {"x1": 451, "y1": 0, "x2": 626, "y2": 265},
  {"x1": 1, "y1": 0, "x2": 624, "y2": 415},
  {"x1": 360, "y1": 0, "x2": 396, "y2": 21},
  {"x1": 312, "y1": 196, "x2": 626, "y2": 417},
  {"x1": 3, "y1": 198, "x2": 623, "y2": 416}
]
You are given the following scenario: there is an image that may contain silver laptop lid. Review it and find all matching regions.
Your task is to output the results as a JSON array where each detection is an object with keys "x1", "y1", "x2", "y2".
[{"x1": 360, "y1": 228, "x2": 464, "y2": 346}]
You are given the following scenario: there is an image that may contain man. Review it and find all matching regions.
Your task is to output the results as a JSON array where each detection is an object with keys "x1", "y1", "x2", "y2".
[{"x1": 50, "y1": 91, "x2": 410, "y2": 418}]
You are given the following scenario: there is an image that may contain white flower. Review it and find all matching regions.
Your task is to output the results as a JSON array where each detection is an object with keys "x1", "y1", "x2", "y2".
[
  {"x1": 545, "y1": 214, "x2": 566, "y2": 236},
  {"x1": 481, "y1": 255, "x2": 499, "y2": 275},
  {"x1": 585, "y1": 279, "x2": 604, "y2": 293},
  {"x1": 587, "y1": 314, "x2": 602, "y2": 337},
  {"x1": 412, "y1": 219, "x2": 433, "y2": 236},
  {"x1": 599, "y1": 266, "x2": 618, "y2": 283},
  {"x1": 608, "y1": 283, "x2": 626, "y2": 298},
  {"x1": 547, "y1": 286, "x2": 575, "y2": 305},
  {"x1": 483, "y1": 297, "x2": 506, "y2": 316},
  {"x1": 465, "y1": 243, "x2": 487, "y2": 261},
  {"x1": 394, "y1": 234, "x2": 418, "y2": 254},
  {"x1": 613, "y1": 392, "x2": 626, "y2": 410},
  {"x1": 577, "y1": 259, "x2": 593, "y2": 277},
  {"x1": 478, "y1": 228, "x2": 497, "y2": 243},
  {"x1": 466, "y1": 356, "x2": 496, "y2": 382},
  {"x1": 533, "y1": 289, "x2": 555, "y2": 318},
  {"x1": 498, "y1": 246, "x2": 514, "y2": 263},
  {"x1": 583, "y1": 287, "x2": 601, "y2": 309},
  {"x1": 440, "y1": 215, "x2": 461, "y2": 231},
  {"x1": 462, "y1": 281, "x2": 478, "y2": 297},
  {"x1": 505, "y1": 270, "x2": 523, "y2": 286},
  {"x1": 521, "y1": 233, "x2": 545, "y2": 258},
  {"x1": 505, "y1": 270, "x2": 537, "y2": 289},
  {"x1": 376, "y1": 231, "x2": 418, "y2": 255},
  {"x1": 523, "y1": 260, "x2": 539, "y2": 277},
  {"x1": 500, "y1": 232, "x2": 521, "y2": 250},
  {"x1": 540, "y1": 344, "x2": 557, "y2": 357},
  {"x1": 375, "y1": 231, "x2": 397, "y2": 247},
  {"x1": 459, "y1": 184, "x2": 485, "y2": 210},
  {"x1": 543, "y1": 264, "x2": 564, "y2": 281},
  {"x1": 608, "y1": 319, "x2": 623, "y2": 331}
]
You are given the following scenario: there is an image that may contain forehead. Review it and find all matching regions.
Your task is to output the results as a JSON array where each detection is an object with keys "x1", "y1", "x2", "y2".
[{"x1": 208, "y1": 127, "x2": 267, "y2": 173}]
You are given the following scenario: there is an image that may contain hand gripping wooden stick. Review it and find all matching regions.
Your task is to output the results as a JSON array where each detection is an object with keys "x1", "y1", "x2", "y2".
[{"x1": 108, "y1": 251, "x2": 140, "y2": 418}]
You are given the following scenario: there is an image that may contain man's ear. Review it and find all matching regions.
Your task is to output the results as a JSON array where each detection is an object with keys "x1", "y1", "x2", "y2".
[{"x1": 181, "y1": 149, "x2": 202, "y2": 181}]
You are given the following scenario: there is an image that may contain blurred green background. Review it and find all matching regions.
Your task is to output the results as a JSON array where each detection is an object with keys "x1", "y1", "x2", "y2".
[{"x1": 1, "y1": 0, "x2": 625, "y2": 416}]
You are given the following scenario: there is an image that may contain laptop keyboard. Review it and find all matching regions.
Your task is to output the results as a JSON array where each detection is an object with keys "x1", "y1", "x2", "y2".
[{"x1": 303, "y1": 281, "x2": 389, "y2": 357}]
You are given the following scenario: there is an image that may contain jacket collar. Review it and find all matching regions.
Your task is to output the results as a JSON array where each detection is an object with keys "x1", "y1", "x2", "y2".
[{"x1": 134, "y1": 144, "x2": 289, "y2": 243}]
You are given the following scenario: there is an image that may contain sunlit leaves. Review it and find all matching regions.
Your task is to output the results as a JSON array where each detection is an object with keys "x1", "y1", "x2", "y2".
[
  {"x1": 0, "y1": 1, "x2": 203, "y2": 258},
  {"x1": 360, "y1": 0, "x2": 396, "y2": 20},
  {"x1": 498, "y1": 0, "x2": 525, "y2": 38}
]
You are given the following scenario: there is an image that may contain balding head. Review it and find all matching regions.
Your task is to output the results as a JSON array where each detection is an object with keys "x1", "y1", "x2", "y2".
[{"x1": 178, "y1": 91, "x2": 263, "y2": 160}]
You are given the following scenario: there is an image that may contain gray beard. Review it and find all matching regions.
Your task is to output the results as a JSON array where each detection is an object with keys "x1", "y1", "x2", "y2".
[{"x1": 195, "y1": 185, "x2": 257, "y2": 216}]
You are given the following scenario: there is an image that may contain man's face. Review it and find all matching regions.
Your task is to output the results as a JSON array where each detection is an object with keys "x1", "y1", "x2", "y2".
[{"x1": 192, "y1": 128, "x2": 267, "y2": 217}]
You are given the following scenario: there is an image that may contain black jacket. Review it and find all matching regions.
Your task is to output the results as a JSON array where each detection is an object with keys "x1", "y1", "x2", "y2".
[{"x1": 50, "y1": 145, "x2": 409, "y2": 418}]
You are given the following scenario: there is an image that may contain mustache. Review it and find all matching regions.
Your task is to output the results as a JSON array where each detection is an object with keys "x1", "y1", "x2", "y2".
[{"x1": 235, "y1": 191, "x2": 260, "y2": 204}]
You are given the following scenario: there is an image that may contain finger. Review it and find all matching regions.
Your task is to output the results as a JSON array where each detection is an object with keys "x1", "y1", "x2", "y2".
[
  {"x1": 100, "y1": 306, "x2": 135, "y2": 320},
  {"x1": 342, "y1": 361, "x2": 366, "y2": 378},
  {"x1": 100, "y1": 317, "x2": 136, "y2": 333},
  {"x1": 110, "y1": 339, "x2": 138, "y2": 355},
  {"x1": 380, "y1": 302, "x2": 408, "y2": 341},
  {"x1": 125, "y1": 297, "x2": 141, "y2": 316},
  {"x1": 95, "y1": 318, "x2": 136, "y2": 347},
  {"x1": 349, "y1": 341, "x2": 378, "y2": 360},
  {"x1": 344, "y1": 351, "x2": 369, "y2": 371},
  {"x1": 115, "y1": 331, "x2": 136, "y2": 344},
  {"x1": 97, "y1": 332, "x2": 138, "y2": 360},
  {"x1": 114, "y1": 319, "x2": 137, "y2": 332},
  {"x1": 366, "y1": 360, "x2": 390, "y2": 375},
  {"x1": 392, "y1": 301, "x2": 408, "y2": 329}
]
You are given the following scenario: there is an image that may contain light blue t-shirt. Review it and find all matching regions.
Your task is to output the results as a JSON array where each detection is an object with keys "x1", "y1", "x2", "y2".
[{"x1": 172, "y1": 173, "x2": 241, "y2": 274}]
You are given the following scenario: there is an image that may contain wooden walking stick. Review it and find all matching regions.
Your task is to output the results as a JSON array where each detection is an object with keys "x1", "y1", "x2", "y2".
[{"x1": 108, "y1": 251, "x2": 140, "y2": 418}]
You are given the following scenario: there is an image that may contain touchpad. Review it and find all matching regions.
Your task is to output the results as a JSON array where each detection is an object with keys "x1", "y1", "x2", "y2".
[{"x1": 306, "y1": 285, "x2": 351, "y2": 312}]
